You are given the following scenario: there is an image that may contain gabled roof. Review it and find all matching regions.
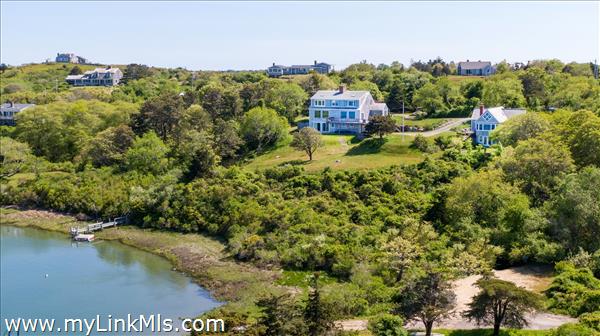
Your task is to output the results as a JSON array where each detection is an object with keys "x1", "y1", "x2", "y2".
[
  {"x1": 311, "y1": 90, "x2": 370, "y2": 100},
  {"x1": 458, "y1": 61, "x2": 492, "y2": 70},
  {"x1": 471, "y1": 106, "x2": 526, "y2": 123},
  {"x1": 369, "y1": 102, "x2": 388, "y2": 111}
]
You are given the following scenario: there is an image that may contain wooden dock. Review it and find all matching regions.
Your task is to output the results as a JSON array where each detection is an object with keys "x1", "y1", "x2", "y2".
[{"x1": 70, "y1": 216, "x2": 127, "y2": 238}]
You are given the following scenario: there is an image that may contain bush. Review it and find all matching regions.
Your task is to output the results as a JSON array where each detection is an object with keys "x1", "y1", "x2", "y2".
[
  {"x1": 412, "y1": 134, "x2": 438, "y2": 153},
  {"x1": 579, "y1": 311, "x2": 600, "y2": 331},
  {"x1": 3, "y1": 83, "x2": 24, "y2": 94},
  {"x1": 368, "y1": 314, "x2": 407, "y2": 336},
  {"x1": 551, "y1": 323, "x2": 598, "y2": 336}
]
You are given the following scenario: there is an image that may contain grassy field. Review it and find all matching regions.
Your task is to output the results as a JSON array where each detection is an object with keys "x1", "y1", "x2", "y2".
[
  {"x1": 389, "y1": 116, "x2": 466, "y2": 130},
  {"x1": 245, "y1": 133, "x2": 430, "y2": 172}
]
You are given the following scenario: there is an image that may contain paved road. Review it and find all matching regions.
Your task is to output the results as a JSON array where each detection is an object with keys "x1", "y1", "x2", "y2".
[{"x1": 397, "y1": 118, "x2": 471, "y2": 137}]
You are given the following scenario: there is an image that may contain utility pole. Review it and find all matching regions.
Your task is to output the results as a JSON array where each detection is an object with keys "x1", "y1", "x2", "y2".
[
  {"x1": 401, "y1": 99, "x2": 405, "y2": 142},
  {"x1": 595, "y1": 59, "x2": 599, "y2": 80}
]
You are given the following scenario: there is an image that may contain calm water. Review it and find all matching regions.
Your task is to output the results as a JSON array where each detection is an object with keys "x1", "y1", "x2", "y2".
[{"x1": 0, "y1": 225, "x2": 220, "y2": 334}]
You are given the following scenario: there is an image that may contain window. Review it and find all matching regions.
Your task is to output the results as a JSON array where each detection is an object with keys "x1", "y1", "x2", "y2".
[
  {"x1": 332, "y1": 100, "x2": 338, "y2": 106},
  {"x1": 349, "y1": 111, "x2": 356, "y2": 119},
  {"x1": 316, "y1": 123, "x2": 320, "y2": 131},
  {"x1": 348, "y1": 100, "x2": 356, "y2": 107},
  {"x1": 322, "y1": 123, "x2": 329, "y2": 132},
  {"x1": 322, "y1": 111, "x2": 329, "y2": 118},
  {"x1": 484, "y1": 124, "x2": 491, "y2": 131},
  {"x1": 341, "y1": 111, "x2": 347, "y2": 119},
  {"x1": 314, "y1": 110, "x2": 321, "y2": 118},
  {"x1": 314, "y1": 100, "x2": 325, "y2": 107}
]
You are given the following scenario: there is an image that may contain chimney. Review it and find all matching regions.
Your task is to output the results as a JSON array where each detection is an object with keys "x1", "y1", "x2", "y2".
[
  {"x1": 273, "y1": 62, "x2": 275, "y2": 66},
  {"x1": 9, "y1": 101, "x2": 14, "y2": 108},
  {"x1": 339, "y1": 85, "x2": 346, "y2": 93},
  {"x1": 479, "y1": 103, "x2": 484, "y2": 115},
  {"x1": 314, "y1": 60, "x2": 317, "y2": 65}
]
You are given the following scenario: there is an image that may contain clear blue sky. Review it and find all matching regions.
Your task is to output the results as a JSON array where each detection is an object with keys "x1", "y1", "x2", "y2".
[{"x1": 1, "y1": 1, "x2": 598, "y2": 70}]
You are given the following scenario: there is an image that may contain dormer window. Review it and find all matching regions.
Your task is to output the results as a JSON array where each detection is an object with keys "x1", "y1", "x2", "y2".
[
  {"x1": 482, "y1": 113, "x2": 492, "y2": 121},
  {"x1": 314, "y1": 100, "x2": 325, "y2": 107}
]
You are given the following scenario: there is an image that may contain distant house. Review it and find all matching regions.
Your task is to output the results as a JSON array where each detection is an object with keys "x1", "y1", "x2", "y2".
[
  {"x1": 309, "y1": 85, "x2": 389, "y2": 134},
  {"x1": 56, "y1": 53, "x2": 88, "y2": 64},
  {"x1": 0, "y1": 102, "x2": 35, "y2": 126},
  {"x1": 457, "y1": 61, "x2": 495, "y2": 76},
  {"x1": 65, "y1": 67, "x2": 123, "y2": 86},
  {"x1": 267, "y1": 61, "x2": 332, "y2": 77},
  {"x1": 471, "y1": 105, "x2": 526, "y2": 146}
]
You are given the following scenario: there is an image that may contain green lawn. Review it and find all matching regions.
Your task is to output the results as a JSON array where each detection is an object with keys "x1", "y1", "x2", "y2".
[
  {"x1": 245, "y1": 133, "x2": 431, "y2": 172},
  {"x1": 389, "y1": 116, "x2": 465, "y2": 131}
]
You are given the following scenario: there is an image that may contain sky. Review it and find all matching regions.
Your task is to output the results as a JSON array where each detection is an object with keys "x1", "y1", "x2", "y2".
[{"x1": 1, "y1": 1, "x2": 599, "y2": 70}]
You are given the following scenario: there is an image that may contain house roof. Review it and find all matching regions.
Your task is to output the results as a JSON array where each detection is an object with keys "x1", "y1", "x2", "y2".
[
  {"x1": 0, "y1": 103, "x2": 35, "y2": 112},
  {"x1": 370, "y1": 102, "x2": 388, "y2": 111},
  {"x1": 458, "y1": 61, "x2": 492, "y2": 70},
  {"x1": 471, "y1": 106, "x2": 526, "y2": 123},
  {"x1": 311, "y1": 90, "x2": 370, "y2": 100}
]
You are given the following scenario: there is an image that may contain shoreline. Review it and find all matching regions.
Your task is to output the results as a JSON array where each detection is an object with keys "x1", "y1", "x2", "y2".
[{"x1": 0, "y1": 207, "x2": 283, "y2": 319}]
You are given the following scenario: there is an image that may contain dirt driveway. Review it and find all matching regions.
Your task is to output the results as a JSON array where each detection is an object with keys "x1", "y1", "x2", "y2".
[
  {"x1": 340, "y1": 265, "x2": 576, "y2": 331},
  {"x1": 406, "y1": 265, "x2": 576, "y2": 330}
]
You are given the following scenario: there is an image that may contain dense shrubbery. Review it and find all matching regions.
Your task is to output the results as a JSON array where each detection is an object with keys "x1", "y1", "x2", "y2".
[{"x1": 1, "y1": 60, "x2": 599, "y2": 331}]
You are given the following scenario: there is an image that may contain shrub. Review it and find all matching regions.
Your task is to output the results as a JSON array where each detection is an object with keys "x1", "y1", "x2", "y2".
[
  {"x1": 579, "y1": 311, "x2": 600, "y2": 331},
  {"x1": 368, "y1": 314, "x2": 407, "y2": 336},
  {"x1": 3, "y1": 83, "x2": 23, "y2": 94},
  {"x1": 551, "y1": 323, "x2": 598, "y2": 336}
]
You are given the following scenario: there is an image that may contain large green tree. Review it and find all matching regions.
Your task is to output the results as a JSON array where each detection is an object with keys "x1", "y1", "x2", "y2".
[
  {"x1": 240, "y1": 107, "x2": 288, "y2": 152},
  {"x1": 545, "y1": 166, "x2": 600, "y2": 254},
  {"x1": 365, "y1": 115, "x2": 397, "y2": 139},
  {"x1": 131, "y1": 91, "x2": 185, "y2": 141},
  {"x1": 496, "y1": 138, "x2": 575, "y2": 205},
  {"x1": 291, "y1": 127, "x2": 323, "y2": 161},
  {"x1": 463, "y1": 278, "x2": 543, "y2": 336},
  {"x1": 395, "y1": 270, "x2": 456, "y2": 336}
]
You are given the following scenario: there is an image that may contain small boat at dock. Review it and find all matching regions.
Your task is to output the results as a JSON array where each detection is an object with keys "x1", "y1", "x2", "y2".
[{"x1": 73, "y1": 234, "x2": 95, "y2": 242}]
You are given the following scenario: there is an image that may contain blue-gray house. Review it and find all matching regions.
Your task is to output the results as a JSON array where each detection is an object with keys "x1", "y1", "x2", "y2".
[
  {"x1": 458, "y1": 61, "x2": 495, "y2": 76},
  {"x1": 471, "y1": 105, "x2": 526, "y2": 146},
  {"x1": 267, "y1": 61, "x2": 332, "y2": 77}
]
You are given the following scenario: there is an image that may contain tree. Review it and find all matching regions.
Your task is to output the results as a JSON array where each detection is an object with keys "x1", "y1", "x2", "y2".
[
  {"x1": 463, "y1": 278, "x2": 543, "y2": 336},
  {"x1": 265, "y1": 82, "x2": 308, "y2": 123},
  {"x1": 304, "y1": 273, "x2": 335, "y2": 336},
  {"x1": 213, "y1": 118, "x2": 243, "y2": 163},
  {"x1": 395, "y1": 270, "x2": 456, "y2": 336},
  {"x1": 491, "y1": 113, "x2": 550, "y2": 147},
  {"x1": 69, "y1": 65, "x2": 83, "y2": 75},
  {"x1": 122, "y1": 63, "x2": 152, "y2": 83},
  {"x1": 131, "y1": 91, "x2": 185, "y2": 141},
  {"x1": 291, "y1": 127, "x2": 323, "y2": 161},
  {"x1": 0, "y1": 137, "x2": 31, "y2": 180},
  {"x1": 545, "y1": 166, "x2": 600, "y2": 254},
  {"x1": 0, "y1": 63, "x2": 8, "y2": 73},
  {"x1": 79, "y1": 125, "x2": 135, "y2": 167},
  {"x1": 482, "y1": 77, "x2": 526, "y2": 108},
  {"x1": 256, "y1": 293, "x2": 304, "y2": 336},
  {"x1": 125, "y1": 131, "x2": 170, "y2": 175},
  {"x1": 383, "y1": 236, "x2": 422, "y2": 282},
  {"x1": 496, "y1": 138, "x2": 575, "y2": 205},
  {"x1": 175, "y1": 130, "x2": 220, "y2": 179},
  {"x1": 199, "y1": 83, "x2": 242, "y2": 120},
  {"x1": 412, "y1": 82, "x2": 444, "y2": 114},
  {"x1": 365, "y1": 115, "x2": 396, "y2": 139},
  {"x1": 240, "y1": 107, "x2": 288, "y2": 152}
]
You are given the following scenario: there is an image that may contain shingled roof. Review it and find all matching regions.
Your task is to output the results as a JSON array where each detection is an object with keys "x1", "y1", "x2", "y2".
[{"x1": 458, "y1": 61, "x2": 492, "y2": 70}]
